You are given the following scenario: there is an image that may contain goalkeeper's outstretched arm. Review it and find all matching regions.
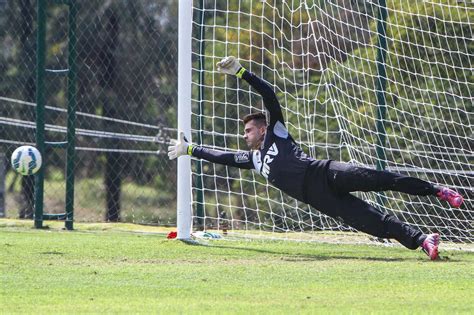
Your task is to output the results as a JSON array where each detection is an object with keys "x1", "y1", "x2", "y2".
[
  {"x1": 167, "y1": 132, "x2": 254, "y2": 170},
  {"x1": 216, "y1": 56, "x2": 285, "y2": 127},
  {"x1": 191, "y1": 146, "x2": 254, "y2": 169}
]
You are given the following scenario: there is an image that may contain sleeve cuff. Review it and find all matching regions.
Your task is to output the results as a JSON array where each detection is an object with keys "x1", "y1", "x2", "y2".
[
  {"x1": 236, "y1": 67, "x2": 246, "y2": 79},
  {"x1": 187, "y1": 145, "x2": 194, "y2": 156}
]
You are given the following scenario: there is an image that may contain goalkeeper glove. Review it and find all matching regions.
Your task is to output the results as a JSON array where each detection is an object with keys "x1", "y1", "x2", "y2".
[
  {"x1": 167, "y1": 131, "x2": 192, "y2": 160},
  {"x1": 216, "y1": 56, "x2": 245, "y2": 78}
]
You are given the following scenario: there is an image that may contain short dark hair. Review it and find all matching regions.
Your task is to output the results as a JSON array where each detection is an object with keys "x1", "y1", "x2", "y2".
[{"x1": 242, "y1": 112, "x2": 267, "y2": 126}]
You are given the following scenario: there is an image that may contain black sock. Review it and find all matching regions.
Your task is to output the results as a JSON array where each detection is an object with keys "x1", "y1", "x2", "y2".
[
  {"x1": 432, "y1": 185, "x2": 442, "y2": 196},
  {"x1": 417, "y1": 234, "x2": 427, "y2": 248}
]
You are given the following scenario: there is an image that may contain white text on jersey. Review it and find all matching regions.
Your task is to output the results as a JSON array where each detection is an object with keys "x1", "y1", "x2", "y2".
[{"x1": 261, "y1": 143, "x2": 278, "y2": 178}]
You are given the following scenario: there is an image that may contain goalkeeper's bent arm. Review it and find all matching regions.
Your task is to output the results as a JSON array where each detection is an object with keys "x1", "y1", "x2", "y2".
[{"x1": 239, "y1": 69, "x2": 285, "y2": 127}]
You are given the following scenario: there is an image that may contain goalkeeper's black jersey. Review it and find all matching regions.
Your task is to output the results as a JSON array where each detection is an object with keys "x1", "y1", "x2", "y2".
[{"x1": 192, "y1": 70, "x2": 331, "y2": 202}]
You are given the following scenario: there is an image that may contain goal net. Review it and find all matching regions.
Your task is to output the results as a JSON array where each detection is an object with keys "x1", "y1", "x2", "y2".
[{"x1": 187, "y1": 1, "x2": 473, "y2": 244}]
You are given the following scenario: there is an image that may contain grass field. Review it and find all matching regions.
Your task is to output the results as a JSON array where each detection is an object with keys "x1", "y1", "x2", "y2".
[{"x1": 1, "y1": 219, "x2": 473, "y2": 314}]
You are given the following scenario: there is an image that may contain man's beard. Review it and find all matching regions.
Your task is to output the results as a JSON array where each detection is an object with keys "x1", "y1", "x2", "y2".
[
  {"x1": 246, "y1": 133, "x2": 265, "y2": 150},
  {"x1": 251, "y1": 135, "x2": 265, "y2": 150}
]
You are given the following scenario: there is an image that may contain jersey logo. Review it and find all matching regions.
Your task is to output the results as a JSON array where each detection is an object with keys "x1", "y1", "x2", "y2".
[
  {"x1": 234, "y1": 152, "x2": 250, "y2": 163},
  {"x1": 261, "y1": 143, "x2": 278, "y2": 178}
]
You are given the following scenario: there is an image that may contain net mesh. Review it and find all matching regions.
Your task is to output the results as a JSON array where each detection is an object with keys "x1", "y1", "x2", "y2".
[{"x1": 190, "y1": 0, "x2": 473, "y2": 243}]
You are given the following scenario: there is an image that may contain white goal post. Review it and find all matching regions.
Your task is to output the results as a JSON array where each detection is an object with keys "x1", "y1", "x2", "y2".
[
  {"x1": 178, "y1": 1, "x2": 473, "y2": 245},
  {"x1": 177, "y1": 0, "x2": 193, "y2": 240}
]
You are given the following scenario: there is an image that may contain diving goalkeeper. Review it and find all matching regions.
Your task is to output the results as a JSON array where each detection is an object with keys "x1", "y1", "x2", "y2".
[{"x1": 168, "y1": 57, "x2": 464, "y2": 260}]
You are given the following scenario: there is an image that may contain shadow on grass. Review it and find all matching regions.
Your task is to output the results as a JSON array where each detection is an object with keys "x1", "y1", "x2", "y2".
[
  {"x1": 186, "y1": 241, "x2": 457, "y2": 263},
  {"x1": 40, "y1": 251, "x2": 65, "y2": 255}
]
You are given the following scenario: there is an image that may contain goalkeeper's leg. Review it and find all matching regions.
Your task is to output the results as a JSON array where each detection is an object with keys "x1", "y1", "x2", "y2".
[
  {"x1": 327, "y1": 161, "x2": 437, "y2": 195},
  {"x1": 327, "y1": 161, "x2": 464, "y2": 208},
  {"x1": 327, "y1": 194, "x2": 439, "y2": 259},
  {"x1": 327, "y1": 192, "x2": 426, "y2": 250},
  {"x1": 305, "y1": 164, "x2": 437, "y2": 256}
]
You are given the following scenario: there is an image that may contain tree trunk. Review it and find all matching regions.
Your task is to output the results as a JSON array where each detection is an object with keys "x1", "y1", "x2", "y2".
[
  {"x1": 105, "y1": 151, "x2": 121, "y2": 222},
  {"x1": 99, "y1": 8, "x2": 121, "y2": 222}
]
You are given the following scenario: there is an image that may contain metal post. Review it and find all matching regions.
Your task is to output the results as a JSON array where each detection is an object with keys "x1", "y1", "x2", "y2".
[
  {"x1": 195, "y1": 0, "x2": 206, "y2": 229},
  {"x1": 34, "y1": 0, "x2": 46, "y2": 229},
  {"x1": 35, "y1": 0, "x2": 77, "y2": 229},
  {"x1": 375, "y1": 0, "x2": 388, "y2": 207},
  {"x1": 0, "y1": 154, "x2": 5, "y2": 218},
  {"x1": 64, "y1": 0, "x2": 77, "y2": 230}
]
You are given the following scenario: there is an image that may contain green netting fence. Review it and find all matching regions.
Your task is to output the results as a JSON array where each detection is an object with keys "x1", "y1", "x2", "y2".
[{"x1": 1, "y1": 0, "x2": 178, "y2": 225}]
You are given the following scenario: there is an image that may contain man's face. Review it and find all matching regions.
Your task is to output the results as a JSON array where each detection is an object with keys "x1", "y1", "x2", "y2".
[{"x1": 243, "y1": 120, "x2": 266, "y2": 150}]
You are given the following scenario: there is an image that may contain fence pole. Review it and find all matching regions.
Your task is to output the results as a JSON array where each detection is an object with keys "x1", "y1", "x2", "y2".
[
  {"x1": 34, "y1": 0, "x2": 46, "y2": 229},
  {"x1": 0, "y1": 154, "x2": 5, "y2": 218},
  {"x1": 64, "y1": 0, "x2": 77, "y2": 230},
  {"x1": 374, "y1": 0, "x2": 388, "y2": 209},
  {"x1": 195, "y1": 0, "x2": 206, "y2": 229}
]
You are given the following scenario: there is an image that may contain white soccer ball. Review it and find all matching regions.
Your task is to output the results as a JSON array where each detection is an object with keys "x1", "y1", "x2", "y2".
[{"x1": 11, "y1": 145, "x2": 42, "y2": 175}]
